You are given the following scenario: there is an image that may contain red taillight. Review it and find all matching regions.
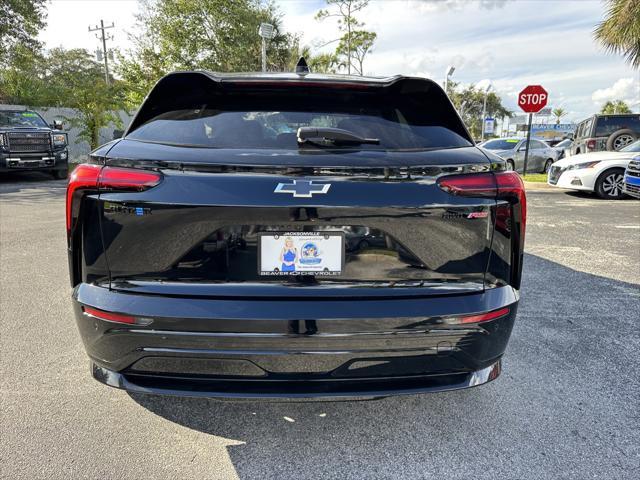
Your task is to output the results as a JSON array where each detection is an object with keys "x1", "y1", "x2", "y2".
[
  {"x1": 98, "y1": 166, "x2": 162, "y2": 190},
  {"x1": 66, "y1": 164, "x2": 102, "y2": 236},
  {"x1": 495, "y1": 171, "x2": 526, "y2": 228},
  {"x1": 436, "y1": 172, "x2": 497, "y2": 197},
  {"x1": 458, "y1": 307, "x2": 510, "y2": 324},
  {"x1": 587, "y1": 139, "x2": 596, "y2": 150},
  {"x1": 437, "y1": 171, "x2": 526, "y2": 231},
  {"x1": 66, "y1": 164, "x2": 162, "y2": 239},
  {"x1": 83, "y1": 306, "x2": 136, "y2": 324}
]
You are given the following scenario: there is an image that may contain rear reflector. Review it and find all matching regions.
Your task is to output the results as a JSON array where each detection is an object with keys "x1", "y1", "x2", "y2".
[
  {"x1": 458, "y1": 307, "x2": 510, "y2": 324},
  {"x1": 83, "y1": 306, "x2": 137, "y2": 324}
]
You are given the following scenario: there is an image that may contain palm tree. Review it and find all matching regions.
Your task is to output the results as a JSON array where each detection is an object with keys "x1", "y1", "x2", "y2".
[
  {"x1": 552, "y1": 108, "x2": 566, "y2": 125},
  {"x1": 594, "y1": 0, "x2": 640, "y2": 68},
  {"x1": 600, "y1": 100, "x2": 632, "y2": 114}
]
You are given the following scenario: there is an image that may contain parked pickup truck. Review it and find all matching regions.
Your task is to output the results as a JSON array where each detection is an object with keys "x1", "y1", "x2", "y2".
[{"x1": 0, "y1": 109, "x2": 69, "y2": 179}]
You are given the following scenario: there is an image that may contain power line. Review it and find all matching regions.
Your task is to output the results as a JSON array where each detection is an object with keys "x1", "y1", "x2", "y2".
[{"x1": 88, "y1": 20, "x2": 115, "y2": 85}]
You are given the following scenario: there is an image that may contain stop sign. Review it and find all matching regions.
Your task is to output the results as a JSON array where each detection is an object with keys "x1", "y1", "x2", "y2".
[{"x1": 518, "y1": 85, "x2": 548, "y2": 113}]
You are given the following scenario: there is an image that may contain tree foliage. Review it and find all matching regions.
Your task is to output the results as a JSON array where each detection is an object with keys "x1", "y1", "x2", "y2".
[
  {"x1": 0, "y1": 0, "x2": 47, "y2": 65},
  {"x1": 552, "y1": 107, "x2": 566, "y2": 124},
  {"x1": 315, "y1": 0, "x2": 375, "y2": 75},
  {"x1": 447, "y1": 81, "x2": 511, "y2": 139},
  {"x1": 594, "y1": 0, "x2": 640, "y2": 68},
  {"x1": 118, "y1": 0, "x2": 300, "y2": 108},
  {"x1": 1, "y1": 47, "x2": 127, "y2": 149},
  {"x1": 600, "y1": 100, "x2": 632, "y2": 114}
]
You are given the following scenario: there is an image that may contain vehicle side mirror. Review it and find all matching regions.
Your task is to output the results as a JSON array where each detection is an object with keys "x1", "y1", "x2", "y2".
[
  {"x1": 112, "y1": 129, "x2": 124, "y2": 140},
  {"x1": 52, "y1": 120, "x2": 64, "y2": 130}
]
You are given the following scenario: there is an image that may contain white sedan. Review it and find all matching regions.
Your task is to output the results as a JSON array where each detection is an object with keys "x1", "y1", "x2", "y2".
[{"x1": 548, "y1": 140, "x2": 640, "y2": 199}]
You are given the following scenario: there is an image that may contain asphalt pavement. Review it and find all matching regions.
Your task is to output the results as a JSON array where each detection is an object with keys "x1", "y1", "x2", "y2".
[{"x1": 1, "y1": 172, "x2": 639, "y2": 480}]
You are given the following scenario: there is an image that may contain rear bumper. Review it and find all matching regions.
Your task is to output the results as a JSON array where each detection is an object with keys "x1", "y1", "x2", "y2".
[{"x1": 73, "y1": 283, "x2": 519, "y2": 399}]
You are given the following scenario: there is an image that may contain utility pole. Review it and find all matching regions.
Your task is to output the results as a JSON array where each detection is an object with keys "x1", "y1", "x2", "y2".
[{"x1": 88, "y1": 19, "x2": 115, "y2": 85}]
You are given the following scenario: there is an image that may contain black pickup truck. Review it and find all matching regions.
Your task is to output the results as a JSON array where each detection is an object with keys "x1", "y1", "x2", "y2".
[{"x1": 0, "y1": 109, "x2": 69, "y2": 179}]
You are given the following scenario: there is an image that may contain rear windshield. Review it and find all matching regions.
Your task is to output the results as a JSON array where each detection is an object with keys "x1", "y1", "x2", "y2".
[
  {"x1": 127, "y1": 76, "x2": 472, "y2": 151},
  {"x1": 595, "y1": 115, "x2": 640, "y2": 137},
  {"x1": 0, "y1": 111, "x2": 48, "y2": 128},
  {"x1": 481, "y1": 139, "x2": 519, "y2": 150}
]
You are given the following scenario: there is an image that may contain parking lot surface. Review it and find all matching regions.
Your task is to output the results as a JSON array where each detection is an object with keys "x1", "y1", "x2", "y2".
[{"x1": 1, "y1": 173, "x2": 639, "y2": 480}]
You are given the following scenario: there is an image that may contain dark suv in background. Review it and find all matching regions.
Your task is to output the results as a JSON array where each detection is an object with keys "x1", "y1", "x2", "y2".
[
  {"x1": 0, "y1": 109, "x2": 69, "y2": 179},
  {"x1": 571, "y1": 113, "x2": 640, "y2": 155}
]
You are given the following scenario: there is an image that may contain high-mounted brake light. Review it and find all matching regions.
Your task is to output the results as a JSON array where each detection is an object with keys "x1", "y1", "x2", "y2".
[{"x1": 66, "y1": 164, "x2": 162, "y2": 239}]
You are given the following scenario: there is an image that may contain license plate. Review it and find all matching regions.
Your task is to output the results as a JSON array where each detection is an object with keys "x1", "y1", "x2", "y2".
[{"x1": 258, "y1": 232, "x2": 344, "y2": 276}]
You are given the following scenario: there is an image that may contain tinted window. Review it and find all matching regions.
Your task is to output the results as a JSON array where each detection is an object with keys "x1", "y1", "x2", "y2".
[
  {"x1": 595, "y1": 115, "x2": 640, "y2": 137},
  {"x1": 480, "y1": 139, "x2": 519, "y2": 150},
  {"x1": 127, "y1": 76, "x2": 473, "y2": 151},
  {"x1": 0, "y1": 111, "x2": 48, "y2": 128},
  {"x1": 129, "y1": 109, "x2": 471, "y2": 151}
]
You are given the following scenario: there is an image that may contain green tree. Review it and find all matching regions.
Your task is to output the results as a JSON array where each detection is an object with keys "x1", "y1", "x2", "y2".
[
  {"x1": 336, "y1": 30, "x2": 376, "y2": 75},
  {"x1": 1, "y1": 47, "x2": 127, "y2": 149},
  {"x1": 552, "y1": 107, "x2": 566, "y2": 125},
  {"x1": 0, "y1": 0, "x2": 47, "y2": 65},
  {"x1": 448, "y1": 81, "x2": 511, "y2": 139},
  {"x1": 118, "y1": 0, "x2": 299, "y2": 108},
  {"x1": 600, "y1": 100, "x2": 632, "y2": 114},
  {"x1": 595, "y1": 0, "x2": 640, "y2": 68},
  {"x1": 315, "y1": 0, "x2": 374, "y2": 75}
]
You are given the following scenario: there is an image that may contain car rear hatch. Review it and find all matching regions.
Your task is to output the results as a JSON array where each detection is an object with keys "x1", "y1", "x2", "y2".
[{"x1": 77, "y1": 73, "x2": 511, "y2": 299}]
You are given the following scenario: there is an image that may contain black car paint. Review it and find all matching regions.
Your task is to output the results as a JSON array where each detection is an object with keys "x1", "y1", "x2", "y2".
[{"x1": 69, "y1": 72, "x2": 523, "y2": 399}]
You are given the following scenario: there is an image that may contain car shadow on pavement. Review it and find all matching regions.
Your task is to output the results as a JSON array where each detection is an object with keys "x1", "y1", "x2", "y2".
[
  {"x1": 0, "y1": 172, "x2": 67, "y2": 202},
  {"x1": 129, "y1": 253, "x2": 639, "y2": 479}
]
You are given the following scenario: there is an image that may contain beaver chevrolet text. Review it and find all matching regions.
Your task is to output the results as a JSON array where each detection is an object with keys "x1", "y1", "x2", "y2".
[{"x1": 67, "y1": 68, "x2": 526, "y2": 399}]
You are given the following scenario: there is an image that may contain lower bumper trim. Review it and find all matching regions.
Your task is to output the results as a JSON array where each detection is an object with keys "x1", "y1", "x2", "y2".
[{"x1": 91, "y1": 359, "x2": 502, "y2": 400}]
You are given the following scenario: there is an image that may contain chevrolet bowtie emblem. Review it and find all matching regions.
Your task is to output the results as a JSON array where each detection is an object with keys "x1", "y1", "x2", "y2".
[{"x1": 274, "y1": 180, "x2": 331, "y2": 198}]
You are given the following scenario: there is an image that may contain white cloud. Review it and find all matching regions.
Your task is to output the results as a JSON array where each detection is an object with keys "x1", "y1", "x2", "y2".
[{"x1": 592, "y1": 78, "x2": 640, "y2": 108}]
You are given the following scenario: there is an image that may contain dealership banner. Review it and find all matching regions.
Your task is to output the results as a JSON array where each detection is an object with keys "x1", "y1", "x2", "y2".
[{"x1": 528, "y1": 123, "x2": 576, "y2": 142}]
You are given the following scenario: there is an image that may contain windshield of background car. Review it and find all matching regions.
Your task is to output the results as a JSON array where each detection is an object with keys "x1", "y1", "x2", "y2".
[
  {"x1": 556, "y1": 139, "x2": 572, "y2": 148},
  {"x1": 481, "y1": 139, "x2": 519, "y2": 150},
  {"x1": 595, "y1": 115, "x2": 640, "y2": 137},
  {"x1": 0, "y1": 111, "x2": 48, "y2": 128},
  {"x1": 620, "y1": 140, "x2": 640, "y2": 152},
  {"x1": 127, "y1": 82, "x2": 473, "y2": 151}
]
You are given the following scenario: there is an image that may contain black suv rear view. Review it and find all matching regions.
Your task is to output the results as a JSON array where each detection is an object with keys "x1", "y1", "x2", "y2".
[
  {"x1": 0, "y1": 109, "x2": 69, "y2": 179},
  {"x1": 572, "y1": 114, "x2": 640, "y2": 155}
]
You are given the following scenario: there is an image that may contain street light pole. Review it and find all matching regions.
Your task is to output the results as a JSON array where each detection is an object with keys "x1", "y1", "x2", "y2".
[
  {"x1": 258, "y1": 23, "x2": 275, "y2": 73},
  {"x1": 480, "y1": 82, "x2": 492, "y2": 141}
]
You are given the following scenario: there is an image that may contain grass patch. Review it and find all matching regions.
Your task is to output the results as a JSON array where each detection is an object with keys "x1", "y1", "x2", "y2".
[{"x1": 521, "y1": 173, "x2": 548, "y2": 183}]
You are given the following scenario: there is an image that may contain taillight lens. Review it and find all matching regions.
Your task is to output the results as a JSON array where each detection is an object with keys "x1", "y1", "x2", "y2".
[
  {"x1": 66, "y1": 164, "x2": 102, "y2": 236},
  {"x1": 98, "y1": 167, "x2": 162, "y2": 190},
  {"x1": 437, "y1": 171, "x2": 526, "y2": 227},
  {"x1": 587, "y1": 139, "x2": 596, "y2": 150},
  {"x1": 66, "y1": 164, "x2": 162, "y2": 239}
]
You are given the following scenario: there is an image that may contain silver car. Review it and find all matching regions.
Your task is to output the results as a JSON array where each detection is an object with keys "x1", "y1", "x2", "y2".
[{"x1": 479, "y1": 137, "x2": 559, "y2": 173}]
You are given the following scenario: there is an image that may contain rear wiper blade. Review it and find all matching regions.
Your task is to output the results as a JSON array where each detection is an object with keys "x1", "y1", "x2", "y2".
[{"x1": 297, "y1": 127, "x2": 379, "y2": 146}]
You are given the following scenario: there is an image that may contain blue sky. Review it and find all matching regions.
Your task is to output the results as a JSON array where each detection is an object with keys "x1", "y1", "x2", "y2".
[{"x1": 42, "y1": 0, "x2": 639, "y2": 121}]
